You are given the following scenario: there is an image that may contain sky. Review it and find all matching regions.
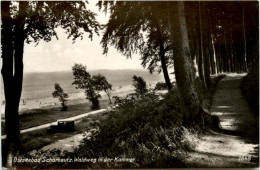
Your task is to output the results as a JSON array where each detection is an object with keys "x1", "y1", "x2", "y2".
[{"x1": 23, "y1": 1, "x2": 143, "y2": 73}]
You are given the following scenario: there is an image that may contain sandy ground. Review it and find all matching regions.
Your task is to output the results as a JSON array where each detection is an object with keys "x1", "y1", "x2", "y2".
[{"x1": 186, "y1": 74, "x2": 259, "y2": 168}]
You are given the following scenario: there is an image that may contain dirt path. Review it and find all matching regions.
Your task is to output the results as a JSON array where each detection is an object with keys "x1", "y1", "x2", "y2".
[
  {"x1": 29, "y1": 133, "x2": 85, "y2": 156},
  {"x1": 186, "y1": 74, "x2": 259, "y2": 168}
]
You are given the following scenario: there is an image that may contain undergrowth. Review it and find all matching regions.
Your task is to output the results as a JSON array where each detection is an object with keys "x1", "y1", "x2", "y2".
[
  {"x1": 15, "y1": 76, "x2": 224, "y2": 169},
  {"x1": 17, "y1": 89, "x2": 198, "y2": 168},
  {"x1": 71, "y1": 89, "x2": 191, "y2": 168},
  {"x1": 241, "y1": 62, "x2": 259, "y2": 115}
]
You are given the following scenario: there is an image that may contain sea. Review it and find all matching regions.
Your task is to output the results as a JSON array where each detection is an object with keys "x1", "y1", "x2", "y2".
[{"x1": 1, "y1": 69, "x2": 165, "y2": 114}]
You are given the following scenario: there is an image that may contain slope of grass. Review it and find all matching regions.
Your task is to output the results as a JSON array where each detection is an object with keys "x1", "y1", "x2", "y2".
[
  {"x1": 1, "y1": 112, "x2": 107, "y2": 165},
  {"x1": 1, "y1": 100, "x2": 111, "y2": 135}
]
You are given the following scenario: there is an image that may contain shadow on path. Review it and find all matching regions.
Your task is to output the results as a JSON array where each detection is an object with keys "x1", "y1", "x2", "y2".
[
  {"x1": 211, "y1": 76, "x2": 259, "y2": 143},
  {"x1": 186, "y1": 74, "x2": 259, "y2": 168}
]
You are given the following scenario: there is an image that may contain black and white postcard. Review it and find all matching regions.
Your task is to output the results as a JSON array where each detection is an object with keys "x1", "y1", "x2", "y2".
[{"x1": 1, "y1": 1, "x2": 259, "y2": 169}]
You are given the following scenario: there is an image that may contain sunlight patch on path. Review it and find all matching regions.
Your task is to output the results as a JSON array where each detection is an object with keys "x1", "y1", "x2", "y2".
[
  {"x1": 216, "y1": 106, "x2": 233, "y2": 109},
  {"x1": 195, "y1": 132, "x2": 258, "y2": 157},
  {"x1": 212, "y1": 111, "x2": 236, "y2": 116},
  {"x1": 29, "y1": 133, "x2": 86, "y2": 156}
]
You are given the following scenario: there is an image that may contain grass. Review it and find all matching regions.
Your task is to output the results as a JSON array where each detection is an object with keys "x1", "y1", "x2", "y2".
[
  {"x1": 1, "y1": 99, "x2": 112, "y2": 135},
  {"x1": 2, "y1": 111, "x2": 108, "y2": 157}
]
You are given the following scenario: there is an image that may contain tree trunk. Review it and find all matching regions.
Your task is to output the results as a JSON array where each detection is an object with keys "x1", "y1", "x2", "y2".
[
  {"x1": 229, "y1": 16, "x2": 235, "y2": 73},
  {"x1": 242, "y1": 8, "x2": 248, "y2": 72},
  {"x1": 151, "y1": 7, "x2": 172, "y2": 91},
  {"x1": 202, "y1": 37, "x2": 211, "y2": 90},
  {"x1": 199, "y1": 2, "x2": 211, "y2": 90},
  {"x1": 197, "y1": 4, "x2": 204, "y2": 83},
  {"x1": 197, "y1": 35, "x2": 204, "y2": 81},
  {"x1": 13, "y1": 1, "x2": 26, "y2": 111},
  {"x1": 108, "y1": 95, "x2": 112, "y2": 104},
  {"x1": 105, "y1": 90, "x2": 112, "y2": 104},
  {"x1": 158, "y1": 37, "x2": 172, "y2": 91},
  {"x1": 168, "y1": 1, "x2": 201, "y2": 126},
  {"x1": 1, "y1": 1, "x2": 27, "y2": 167},
  {"x1": 211, "y1": 36, "x2": 217, "y2": 74},
  {"x1": 207, "y1": 9, "x2": 217, "y2": 74},
  {"x1": 223, "y1": 27, "x2": 230, "y2": 72},
  {"x1": 1, "y1": 2, "x2": 18, "y2": 167},
  {"x1": 208, "y1": 44, "x2": 215, "y2": 75}
]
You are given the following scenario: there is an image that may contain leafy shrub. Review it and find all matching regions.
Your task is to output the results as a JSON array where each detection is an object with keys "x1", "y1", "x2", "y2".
[
  {"x1": 155, "y1": 82, "x2": 168, "y2": 90},
  {"x1": 93, "y1": 74, "x2": 113, "y2": 104},
  {"x1": 241, "y1": 62, "x2": 259, "y2": 114},
  {"x1": 72, "y1": 64, "x2": 113, "y2": 109},
  {"x1": 72, "y1": 64, "x2": 102, "y2": 109},
  {"x1": 71, "y1": 90, "x2": 193, "y2": 168},
  {"x1": 132, "y1": 75, "x2": 148, "y2": 96},
  {"x1": 52, "y1": 83, "x2": 69, "y2": 111},
  {"x1": 154, "y1": 81, "x2": 175, "y2": 90},
  {"x1": 112, "y1": 94, "x2": 136, "y2": 106}
]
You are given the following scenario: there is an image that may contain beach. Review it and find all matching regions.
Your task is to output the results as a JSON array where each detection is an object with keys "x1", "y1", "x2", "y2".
[
  {"x1": 1, "y1": 85, "x2": 135, "y2": 116},
  {"x1": 1, "y1": 69, "x2": 165, "y2": 116}
]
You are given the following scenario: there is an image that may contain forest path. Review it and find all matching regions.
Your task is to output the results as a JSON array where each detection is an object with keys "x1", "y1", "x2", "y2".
[{"x1": 186, "y1": 74, "x2": 259, "y2": 168}]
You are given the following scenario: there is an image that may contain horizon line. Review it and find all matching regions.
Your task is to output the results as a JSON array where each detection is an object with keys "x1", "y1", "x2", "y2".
[{"x1": 23, "y1": 68, "x2": 148, "y2": 73}]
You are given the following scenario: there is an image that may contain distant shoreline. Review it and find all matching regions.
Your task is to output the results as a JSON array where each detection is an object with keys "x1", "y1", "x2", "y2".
[
  {"x1": 23, "y1": 68, "x2": 157, "y2": 74},
  {"x1": 1, "y1": 86, "x2": 135, "y2": 116},
  {"x1": 1, "y1": 69, "x2": 166, "y2": 115}
]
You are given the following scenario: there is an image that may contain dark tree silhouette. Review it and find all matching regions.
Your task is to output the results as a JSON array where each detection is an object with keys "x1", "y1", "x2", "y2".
[
  {"x1": 93, "y1": 74, "x2": 113, "y2": 104},
  {"x1": 199, "y1": 2, "x2": 211, "y2": 90},
  {"x1": 205, "y1": 1, "x2": 258, "y2": 74},
  {"x1": 72, "y1": 64, "x2": 101, "y2": 110},
  {"x1": 1, "y1": 1, "x2": 99, "y2": 166},
  {"x1": 52, "y1": 83, "x2": 69, "y2": 111},
  {"x1": 132, "y1": 75, "x2": 148, "y2": 96},
  {"x1": 99, "y1": 1, "x2": 173, "y2": 90},
  {"x1": 98, "y1": 1, "x2": 258, "y2": 126},
  {"x1": 168, "y1": 2, "x2": 201, "y2": 126}
]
